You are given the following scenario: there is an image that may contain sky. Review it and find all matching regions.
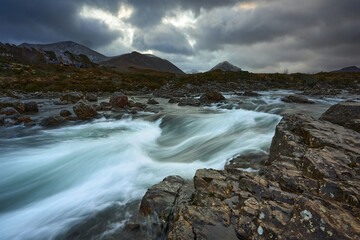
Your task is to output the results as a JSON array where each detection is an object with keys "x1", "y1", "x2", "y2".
[{"x1": 0, "y1": 0, "x2": 359, "y2": 73}]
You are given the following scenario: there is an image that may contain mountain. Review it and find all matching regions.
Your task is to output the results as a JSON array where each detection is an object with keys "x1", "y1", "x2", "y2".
[
  {"x1": 100, "y1": 51, "x2": 184, "y2": 74},
  {"x1": 19, "y1": 41, "x2": 109, "y2": 63},
  {"x1": 210, "y1": 61, "x2": 242, "y2": 72},
  {"x1": 330, "y1": 66, "x2": 360, "y2": 73},
  {"x1": 0, "y1": 42, "x2": 47, "y2": 64}
]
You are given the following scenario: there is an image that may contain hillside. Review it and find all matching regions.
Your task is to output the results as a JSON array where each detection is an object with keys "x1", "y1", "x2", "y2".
[
  {"x1": 210, "y1": 61, "x2": 242, "y2": 72},
  {"x1": 19, "y1": 41, "x2": 109, "y2": 63},
  {"x1": 101, "y1": 51, "x2": 184, "y2": 74},
  {"x1": 331, "y1": 66, "x2": 360, "y2": 73}
]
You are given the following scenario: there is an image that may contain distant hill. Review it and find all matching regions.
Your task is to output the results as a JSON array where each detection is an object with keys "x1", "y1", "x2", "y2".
[
  {"x1": 0, "y1": 42, "x2": 47, "y2": 64},
  {"x1": 210, "y1": 61, "x2": 241, "y2": 72},
  {"x1": 100, "y1": 51, "x2": 184, "y2": 74},
  {"x1": 19, "y1": 41, "x2": 109, "y2": 64},
  {"x1": 330, "y1": 66, "x2": 360, "y2": 73}
]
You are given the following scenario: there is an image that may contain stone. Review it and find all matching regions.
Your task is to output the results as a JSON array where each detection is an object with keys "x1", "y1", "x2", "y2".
[
  {"x1": 147, "y1": 98, "x2": 159, "y2": 105},
  {"x1": 0, "y1": 98, "x2": 25, "y2": 113},
  {"x1": 242, "y1": 91, "x2": 261, "y2": 97},
  {"x1": 110, "y1": 93, "x2": 128, "y2": 109},
  {"x1": 200, "y1": 90, "x2": 225, "y2": 103},
  {"x1": 60, "y1": 92, "x2": 83, "y2": 103},
  {"x1": 60, "y1": 110, "x2": 72, "y2": 117},
  {"x1": 281, "y1": 95, "x2": 315, "y2": 104},
  {"x1": 320, "y1": 101, "x2": 360, "y2": 133},
  {"x1": 24, "y1": 101, "x2": 39, "y2": 113},
  {"x1": 40, "y1": 115, "x2": 66, "y2": 127},
  {"x1": 73, "y1": 101, "x2": 97, "y2": 120},
  {"x1": 85, "y1": 93, "x2": 98, "y2": 102},
  {"x1": 1, "y1": 107, "x2": 19, "y2": 115}
]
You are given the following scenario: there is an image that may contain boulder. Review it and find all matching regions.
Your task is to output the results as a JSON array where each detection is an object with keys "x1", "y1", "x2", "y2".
[
  {"x1": 320, "y1": 101, "x2": 360, "y2": 133},
  {"x1": 110, "y1": 93, "x2": 128, "y2": 109},
  {"x1": 281, "y1": 95, "x2": 315, "y2": 104},
  {"x1": 24, "y1": 101, "x2": 39, "y2": 113},
  {"x1": 200, "y1": 90, "x2": 225, "y2": 103},
  {"x1": 60, "y1": 110, "x2": 72, "y2": 117},
  {"x1": 147, "y1": 98, "x2": 159, "y2": 105},
  {"x1": 178, "y1": 98, "x2": 201, "y2": 107},
  {"x1": 73, "y1": 101, "x2": 97, "y2": 120},
  {"x1": 168, "y1": 98, "x2": 179, "y2": 104},
  {"x1": 60, "y1": 92, "x2": 83, "y2": 103},
  {"x1": 40, "y1": 115, "x2": 66, "y2": 127},
  {"x1": 1, "y1": 107, "x2": 19, "y2": 116},
  {"x1": 85, "y1": 93, "x2": 98, "y2": 102}
]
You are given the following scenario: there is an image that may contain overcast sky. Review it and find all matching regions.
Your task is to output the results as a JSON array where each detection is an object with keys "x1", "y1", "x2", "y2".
[{"x1": 1, "y1": 0, "x2": 359, "y2": 73}]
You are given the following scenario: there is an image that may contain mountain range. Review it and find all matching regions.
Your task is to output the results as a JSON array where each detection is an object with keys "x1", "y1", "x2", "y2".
[{"x1": 330, "y1": 66, "x2": 360, "y2": 73}]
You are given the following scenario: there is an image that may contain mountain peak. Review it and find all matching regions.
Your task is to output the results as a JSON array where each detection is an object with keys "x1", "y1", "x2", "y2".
[{"x1": 210, "y1": 61, "x2": 242, "y2": 72}]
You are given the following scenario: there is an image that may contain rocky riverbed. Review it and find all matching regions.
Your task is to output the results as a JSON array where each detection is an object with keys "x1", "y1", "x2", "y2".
[{"x1": 0, "y1": 89, "x2": 359, "y2": 240}]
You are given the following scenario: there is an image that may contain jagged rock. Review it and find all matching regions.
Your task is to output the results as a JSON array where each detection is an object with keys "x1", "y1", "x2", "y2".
[
  {"x1": 73, "y1": 101, "x2": 97, "y2": 120},
  {"x1": 60, "y1": 92, "x2": 83, "y2": 103},
  {"x1": 320, "y1": 101, "x2": 360, "y2": 133},
  {"x1": 85, "y1": 93, "x2": 98, "y2": 102},
  {"x1": 60, "y1": 110, "x2": 72, "y2": 117},
  {"x1": 147, "y1": 98, "x2": 159, "y2": 105},
  {"x1": 40, "y1": 115, "x2": 66, "y2": 127},
  {"x1": 1, "y1": 107, "x2": 19, "y2": 115},
  {"x1": 110, "y1": 93, "x2": 128, "y2": 109},
  {"x1": 131, "y1": 110, "x2": 360, "y2": 240},
  {"x1": 200, "y1": 90, "x2": 225, "y2": 103},
  {"x1": 24, "y1": 101, "x2": 39, "y2": 113},
  {"x1": 281, "y1": 95, "x2": 315, "y2": 104}
]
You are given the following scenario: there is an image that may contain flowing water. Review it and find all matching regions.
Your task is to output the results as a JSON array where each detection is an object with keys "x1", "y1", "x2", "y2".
[{"x1": 0, "y1": 91, "x2": 357, "y2": 239}]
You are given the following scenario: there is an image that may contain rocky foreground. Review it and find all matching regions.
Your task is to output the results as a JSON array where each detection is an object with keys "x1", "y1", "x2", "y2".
[{"x1": 122, "y1": 102, "x2": 360, "y2": 240}]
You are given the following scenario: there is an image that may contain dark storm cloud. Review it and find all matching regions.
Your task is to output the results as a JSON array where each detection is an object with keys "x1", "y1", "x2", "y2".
[
  {"x1": 132, "y1": 25, "x2": 193, "y2": 55},
  {"x1": 0, "y1": 0, "x2": 121, "y2": 48}
]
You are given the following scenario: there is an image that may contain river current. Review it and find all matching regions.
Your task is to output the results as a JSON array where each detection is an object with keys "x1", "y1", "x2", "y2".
[{"x1": 0, "y1": 90, "x2": 356, "y2": 239}]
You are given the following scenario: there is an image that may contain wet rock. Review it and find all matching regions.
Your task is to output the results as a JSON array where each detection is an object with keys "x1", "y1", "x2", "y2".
[
  {"x1": 85, "y1": 93, "x2": 98, "y2": 102},
  {"x1": 24, "y1": 101, "x2": 39, "y2": 113},
  {"x1": 178, "y1": 98, "x2": 201, "y2": 107},
  {"x1": 40, "y1": 115, "x2": 66, "y2": 127},
  {"x1": 200, "y1": 90, "x2": 225, "y2": 103},
  {"x1": 73, "y1": 101, "x2": 97, "y2": 120},
  {"x1": 281, "y1": 95, "x2": 315, "y2": 104},
  {"x1": 133, "y1": 109, "x2": 360, "y2": 240},
  {"x1": 99, "y1": 101, "x2": 111, "y2": 111},
  {"x1": 1, "y1": 107, "x2": 19, "y2": 116},
  {"x1": 224, "y1": 151, "x2": 268, "y2": 170},
  {"x1": 60, "y1": 110, "x2": 72, "y2": 117},
  {"x1": 242, "y1": 91, "x2": 261, "y2": 97},
  {"x1": 60, "y1": 92, "x2": 83, "y2": 103},
  {"x1": 147, "y1": 98, "x2": 159, "y2": 105},
  {"x1": 110, "y1": 93, "x2": 128, "y2": 109},
  {"x1": 168, "y1": 98, "x2": 179, "y2": 104},
  {"x1": 0, "y1": 98, "x2": 25, "y2": 113},
  {"x1": 320, "y1": 101, "x2": 360, "y2": 133}
]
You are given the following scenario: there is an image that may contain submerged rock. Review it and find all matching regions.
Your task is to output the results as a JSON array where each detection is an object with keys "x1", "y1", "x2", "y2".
[
  {"x1": 320, "y1": 101, "x2": 360, "y2": 133},
  {"x1": 147, "y1": 98, "x2": 159, "y2": 105},
  {"x1": 40, "y1": 115, "x2": 66, "y2": 127},
  {"x1": 281, "y1": 95, "x2": 315, "y2": 104},
  {"x1": 60, "y1": 110, "x2": 72, "y2": 117},
  {"x1": 1, "y1": 107, "x2": 19, "y2": 116},
  {"x1": 60, "y1": 92, "x2": 83, "y2": 103},
  {"x1": 24, "y1": 101, "x2": 39, "y2": 113}
]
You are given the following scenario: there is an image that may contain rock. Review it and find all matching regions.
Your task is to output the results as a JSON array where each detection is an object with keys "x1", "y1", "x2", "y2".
[
  {"x1": 1, "y1": 107, "x2": 19, "y2": 116},
  {"x1": 224, "y1": 151, "x2": 268, "y2": 170},
  {"x1": 200, "y1": 90, "x2": 225, "y2": 103},
  {"x1": 85, "y1": 93, "x2": 98, "y2": 102},
  {"x1": 168, "y1": 98, "x2": 179, "y2": 104},
  {"x1": 73, "y1": 101, "x2": 97, "y2": 120},
  {"x1": 178, "y1": 98, "x2": 201, "y2": 107},
  {"x1": 281, "y1": 95, "x2": 315, "y2": 104},
  {"x1": 242, "y1": 91, "x2": 261, "y2": 97},
  {"x1": 0, "y1": 98, "x2": 25, "y2": 113},
  {"x1": 320, "y1": 101, "x2": 360, "y2": 133},
  {"x1": 40, "y1": 115, "x2": 66, "y2": 127},
  {"x1": 128, "y1": 101, "x2": 146, "y2": 110},
  {"x1": 60, "y1": 92, "x2": 83, "y2": 103},
  {"x1": 99, "y1": 101, "x2": 111, "y2": 111},
  {"x1": 130, "y1": 111, "x2": 360, "y2": 240},
  {"x1": 60, "y1": 110, "x2": 72, "y2": 117},
  {"x1": 110, "y1": 93, "x2": 128, "y2": 109},
  {"x1": 147, "y1": 98, "x2": 159, "y2": 105},
  {"x1": 24, "y1": 101, "x2": 39, "y2": 113}
]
